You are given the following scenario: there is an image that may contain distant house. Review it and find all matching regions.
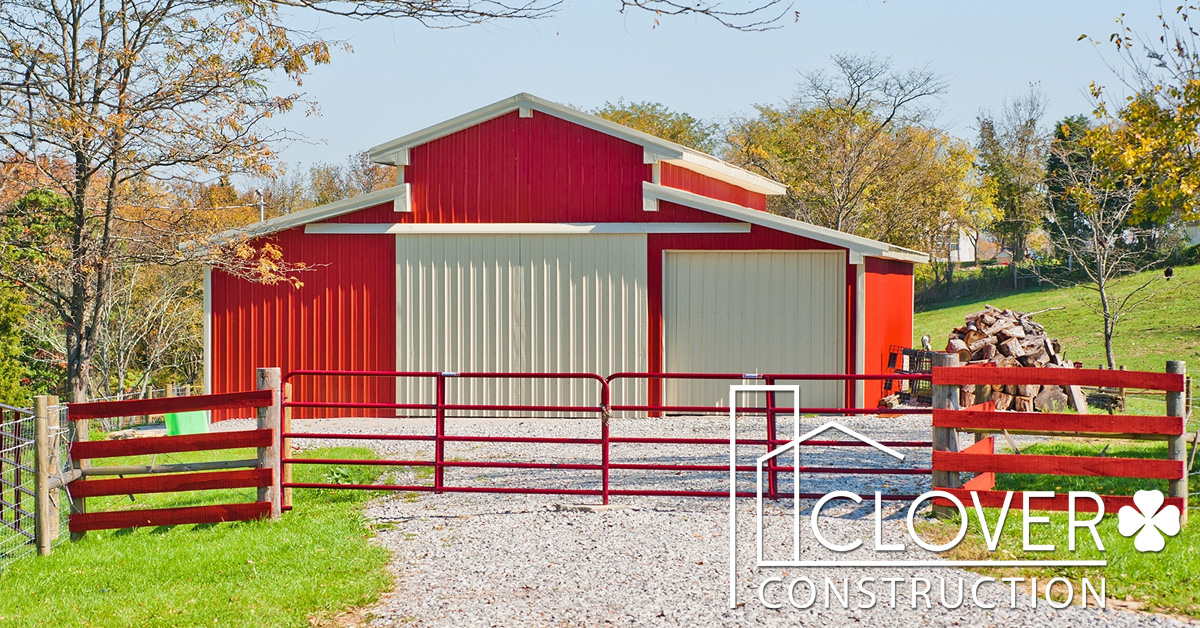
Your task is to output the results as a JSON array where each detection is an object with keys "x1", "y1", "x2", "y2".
[
  {"x1": 993, "y1": 248, "x2": 1014, "y2": 265},
  {"x1": 949, "y1": 228, "x2": 977, "y2": 263},
  {"x1": 1186, "y1": 222, "x2": 1200, "y2": 246}
]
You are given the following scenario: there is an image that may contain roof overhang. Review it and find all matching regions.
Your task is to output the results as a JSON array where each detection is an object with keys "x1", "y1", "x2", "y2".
[
  {"x1": 196, "y1": 185, "x2": 408, "y2": 245},
  {"x1": 642, "y1": 182, "x2": 928, "y2": 264},
  {"x1": 368, "y1": 93, "x2": 788, "y2": 197}
]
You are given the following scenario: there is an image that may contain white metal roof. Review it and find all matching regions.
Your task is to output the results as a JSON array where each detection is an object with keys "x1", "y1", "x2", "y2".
[
  {"x1": 643, "y1": 183, "x2": 929, "y2": 264},
  {"x1": 368, "y1": 92, "x2": 789, "y2": 196}
]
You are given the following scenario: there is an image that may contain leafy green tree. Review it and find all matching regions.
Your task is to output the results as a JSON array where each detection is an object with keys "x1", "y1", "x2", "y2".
[
  {"x1": 1084, "y1": 7, "x2": 1200, "y2": 224},
  {"x1": 975, "y1": 88, "x2": 1049, "y2": 263},
  {"x1": 0, "y1": 282, "x2": 29, "y2": 406},
  {"x1": 726, "y1": 54, "x2": 964, "y2": 249},
  {"x1": 592, "y1": 100, "x2": 721, "y2": 153}
]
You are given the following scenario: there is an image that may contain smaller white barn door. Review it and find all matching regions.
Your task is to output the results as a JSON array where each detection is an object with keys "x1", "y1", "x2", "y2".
[{"x1": 663, "y1": 251, "x2": 846, "y2": 410}]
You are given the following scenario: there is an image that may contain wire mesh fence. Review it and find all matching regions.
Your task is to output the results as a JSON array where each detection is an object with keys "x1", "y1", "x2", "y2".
[
  {"x1": 0, "y1": 404, "x2": 71, "y2": 571},
  {"x1": 1, "y1": 406, "x2": 35, "y2": 570}
]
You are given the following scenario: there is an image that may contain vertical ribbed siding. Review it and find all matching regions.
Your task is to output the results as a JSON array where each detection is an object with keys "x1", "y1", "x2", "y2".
[
  {"x1": 401, "y1": 110, "x2": 739, "y2": 225},
  {"x1": 662, "y1": 251, "x2": 846, "y2": 409},
  {"x1": 863, "y1": 257, "x2": 915, "y2": 404},
  {"x1": 659, "y1": 163, "x2": 768, "y2": 211},
  {"x1": 395, "y1": 234, "x2": 647, "y2": 415},
  {"x1": 209, "y1": 226, "x2": 396, "y2": 419}
]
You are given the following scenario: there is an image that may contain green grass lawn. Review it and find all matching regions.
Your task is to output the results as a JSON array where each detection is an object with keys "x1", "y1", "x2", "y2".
[
  {"x1": 925, "y1": 499, "x2": 1200, "y2": 617},
  {"x1": 0, "y1": 445, "x2": 396, "y2": 628},
  {"x1": 914, "y1": 262, "x2": 1200, "y2": 417},
  {"x1": 917, "y1": 265, "x2": 1200, "y2": 614}
]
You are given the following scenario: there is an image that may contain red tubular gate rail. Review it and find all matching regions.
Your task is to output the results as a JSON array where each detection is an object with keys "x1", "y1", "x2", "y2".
[
  {"x1": 64, "y1": 389, "x2": 277, "y2": 532},
  {"x1": 281, "y1": 370, "x2": 935, "y2": 506},
  {"x1": 930, "y1": 363, "x2": 1189, "y2": 516}
]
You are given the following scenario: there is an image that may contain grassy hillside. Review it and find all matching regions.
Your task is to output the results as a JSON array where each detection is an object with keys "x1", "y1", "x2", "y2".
[{"x1": 914, "y1": 263, "x2": 1200, "y2": 377}]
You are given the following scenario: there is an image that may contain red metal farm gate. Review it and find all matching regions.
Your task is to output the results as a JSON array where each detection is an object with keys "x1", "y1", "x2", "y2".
[{"x1": 278, "y1": 370, "x2": 934, "y2": 507}]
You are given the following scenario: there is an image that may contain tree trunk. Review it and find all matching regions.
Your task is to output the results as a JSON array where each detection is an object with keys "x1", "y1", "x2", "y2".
[{"x1": 1097, "y1": 270, "x2": 1117, "y2": 370}]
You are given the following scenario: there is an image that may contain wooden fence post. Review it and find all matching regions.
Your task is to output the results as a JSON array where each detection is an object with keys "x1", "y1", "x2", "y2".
[
  {"x1": 931, "y1": 353, "x2": 961, "y2": 518},
  {"x1": 256, "y1": 368, "x2": 282, "y2": 520},
  {"x1": 33, "y1": 395, "x2": 60, "y2": 555},
  {"x1": 1167, "y1": 360, "x2": 1187, "y2": 526},
  {"x1": 69, "y1": 390, "x2": 88, "y2": 541},
  {"x1": 281, "y1": 381, "x2": 293, "y2": 511}
]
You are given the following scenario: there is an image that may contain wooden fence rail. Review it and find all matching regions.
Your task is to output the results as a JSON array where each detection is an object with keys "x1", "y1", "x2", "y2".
[
  {"x1": 931, "y1": 357, "x2": 1188, "y2": 523},
  {"x1": 19, "y1": 368, "x2": 283, "y2": 553}
]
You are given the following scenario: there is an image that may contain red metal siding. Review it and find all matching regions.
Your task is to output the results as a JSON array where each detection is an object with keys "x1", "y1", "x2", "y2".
[
  {"x1": 322, "y1": 201, "x2": 398, "y2": 223},
  {"x1": 646, "y1": 227, "x2": 850, "y2": 409},
  {"x1": 396, "y1": 110, "x2": 746, "y2": 224},
  {"x1": 210, "y1": 226, "x2": 396, "y2": 419},
  {"x1": 660, "y1": 162, "x2": 768, "y2": 211},
  {"x1": 863, "y1": 257, "x2": 915, "y2": 405}
]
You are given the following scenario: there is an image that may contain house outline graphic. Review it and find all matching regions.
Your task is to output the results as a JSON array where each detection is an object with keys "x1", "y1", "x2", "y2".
[
  {"x1": 754, "y1": 421, "x2": 906, "y2": 568},
  {"x1": 726, "y1": 383, "x2": 906, "y2": 608}
]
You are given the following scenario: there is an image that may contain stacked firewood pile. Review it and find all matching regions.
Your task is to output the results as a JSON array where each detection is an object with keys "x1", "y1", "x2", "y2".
[{"x1": 944, "y1": 305, "x2": 1087, "y2": 413}]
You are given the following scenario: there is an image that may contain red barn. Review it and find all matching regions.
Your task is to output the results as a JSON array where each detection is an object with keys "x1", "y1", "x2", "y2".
[{"x1": 204, "y1": 93, "x2": 926, "y2": 417}]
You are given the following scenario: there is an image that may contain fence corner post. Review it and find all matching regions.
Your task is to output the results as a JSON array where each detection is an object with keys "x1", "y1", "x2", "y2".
[
  {"x1": 1166, "y1": 360, "x2": 1187, "y2": 526},
  {"x1": 931, "y1": 352, "x2": 961, "y2": 518},
  {"x1": 33, "y1": 395, "x2": 59, "y2": 555},
  {"x1": 256, "y1": 368, "x2": 282, "y2": 521}
]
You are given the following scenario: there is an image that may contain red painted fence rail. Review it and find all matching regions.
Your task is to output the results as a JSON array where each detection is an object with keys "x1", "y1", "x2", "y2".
[
  {"x1": 930, "y1": 360, "x2": 1189, "y2": 518},
  {"x1": 63, "y1": 382, "x2": 279, "y2": 534}
]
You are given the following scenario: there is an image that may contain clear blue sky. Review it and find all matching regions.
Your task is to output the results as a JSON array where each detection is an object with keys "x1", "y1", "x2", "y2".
[{"x1": 272, "y1": 1, "x2": 1158, "y2": 170}]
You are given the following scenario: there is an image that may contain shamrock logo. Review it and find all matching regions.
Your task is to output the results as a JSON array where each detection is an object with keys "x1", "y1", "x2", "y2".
[{"x1": 1117, "y1": 490, "x2": 1181, "y2": 552}]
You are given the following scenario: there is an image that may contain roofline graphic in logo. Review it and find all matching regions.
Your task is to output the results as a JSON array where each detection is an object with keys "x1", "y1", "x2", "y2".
[{"x1": 755, "y1": 421, "x2": 905, "y2": 568}]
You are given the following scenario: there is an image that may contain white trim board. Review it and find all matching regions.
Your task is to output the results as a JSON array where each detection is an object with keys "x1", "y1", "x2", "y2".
[
  {"x1": 642, "y1": 182, "x2": 929, "y2": 264},
  {"x1": 305, "y1": 222, "x2": 751, "y2": 235},
  {"x1": 191, "y1": 185, "x2": 410, "y2": 246},
  {"x1": 202, "y1": 267, "x2": 212, "y2": 404},
  {"x1": 367, "y1": 93, "x2": 788, "y2": 196}
]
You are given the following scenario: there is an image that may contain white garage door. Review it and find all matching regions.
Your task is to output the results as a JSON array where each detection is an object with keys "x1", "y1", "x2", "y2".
[
  {"x1": 663, "y1": 251, "x2": 846, "y2": 410},
  {"x1": 395, "y1": 234, "x2": 647, "y2": 414}
]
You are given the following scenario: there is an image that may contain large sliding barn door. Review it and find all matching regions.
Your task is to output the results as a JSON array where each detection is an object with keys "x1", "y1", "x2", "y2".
[
  {"x1": 663, "y1": 251, "x2": 846, "y2": 410},
  {"x1": 395, "y1": 234, "x2": 647, "y2": 414}
]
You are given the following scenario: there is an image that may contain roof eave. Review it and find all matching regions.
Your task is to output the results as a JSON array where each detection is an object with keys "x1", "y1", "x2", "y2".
[{"x1": 642, "y1": 182, "x2": 928, "y2": 264}]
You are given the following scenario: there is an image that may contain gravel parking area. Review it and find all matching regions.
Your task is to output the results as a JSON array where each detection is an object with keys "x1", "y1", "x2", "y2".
[{"x1": 220, "y1": 414, "x2": 1189, "y2": 627}]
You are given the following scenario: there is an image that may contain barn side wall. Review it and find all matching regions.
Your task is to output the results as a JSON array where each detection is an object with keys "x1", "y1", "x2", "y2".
[
  {"x1": 208, "y1": 222, "x2": 396, "y2": 419},
  {"x1": 863, "y1": 256, "x2": 915, "y2": 405}
]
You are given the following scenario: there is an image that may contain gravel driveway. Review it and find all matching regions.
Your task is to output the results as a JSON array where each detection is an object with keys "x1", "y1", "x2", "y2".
[{"x1": 223, "y1": 414, "x2": 1191, "y2": 627}]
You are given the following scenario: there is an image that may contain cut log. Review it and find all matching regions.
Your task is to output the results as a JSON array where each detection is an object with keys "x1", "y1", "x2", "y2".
[
  {"x1": 984, "y1": 318, "x2": 1015, "y2": 336},
  {"x1": 998, "y1": 338, "x2": 1025, "y2": 358},
  {"x1": 960, "y1": 389, "x2": 975, "y2": 407},
  {"x1": 1016, "y1": 384, "x2": 1041, "y2": 397},
  {"x1": 972, "y1": 344, "x2": 997, "y2": 361},
  {"x1": 1014, "y1": 396, "x2": 1035, "y2": 412},
  {"x1": 992, "y1": 391, "x2": 1014, "y2": 411},
  {"x1": 946, "y1": 338, "x2": 971, "y2": 362},
  {"x1": 963, "y1": 330, "x2": 986, "y2": 347},
  {"x1": 1000, "y1": 325, "x2": 1026, "y2": 340},
  {"x1": 1034, "y1": 386, "x2": 1069, "y2": 413},
  {"x1": 968, "y1": 336, "x2": 998, "y2": 353}
]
